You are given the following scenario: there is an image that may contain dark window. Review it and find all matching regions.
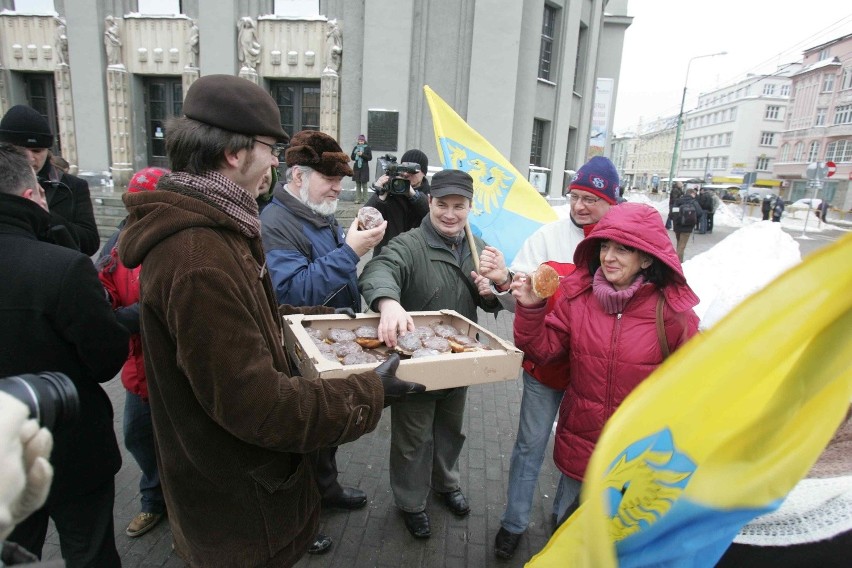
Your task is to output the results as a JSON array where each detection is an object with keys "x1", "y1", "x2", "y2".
[
  {"x1": 271, "y1": 81, "x2": 321, "y2": 137},
  {"x1": 24, "y1": 73, "x2": 60, "y2": 154},
  {"x1": 538, "y1": 5, "x2": 556, "y2": 81},
  {"x1": 530, "y1": 119, "x2": 545, "y2": 166},
  {"x1": 143, "y1": 77, "x2": 183, "y2": 169}
]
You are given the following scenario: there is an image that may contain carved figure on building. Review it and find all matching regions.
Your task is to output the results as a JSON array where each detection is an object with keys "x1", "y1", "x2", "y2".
[
  {"x1": 104, "y1": 15, "x2": 122, "y2": 65},
  {"x1": 325, "y1": 18, "x2": 342, "y2": 73},
  {"x1": 237, "y1": 17, "x2": 261, "y2": 70},
  {"x1": 187, "y1": 19, "x2": 200, "y2": 68},
  {"x1": 55, "y1": 17, "x2": 69, "y2": 65}
]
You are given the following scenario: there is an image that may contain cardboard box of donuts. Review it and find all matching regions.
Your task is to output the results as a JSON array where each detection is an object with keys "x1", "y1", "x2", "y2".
[{"x1": 282, "y1": 310, "x2": 523, "y2": 391}]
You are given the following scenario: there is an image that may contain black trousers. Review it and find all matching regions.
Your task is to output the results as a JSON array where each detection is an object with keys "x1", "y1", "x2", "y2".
[
  {"x1": 7, "y1": 479, "x2": 120, "y2": 568},
  {"x1": 315, "y1": 446, "x2": 343, "y2": 499}
]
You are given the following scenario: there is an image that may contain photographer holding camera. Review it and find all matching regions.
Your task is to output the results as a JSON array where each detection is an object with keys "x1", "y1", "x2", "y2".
[
  {"x1": 365, "y1": 148, "x2": 431, "y2": 255},
  {"x1": 0, "y1": 144, "x2": 129, "y2": 566}
]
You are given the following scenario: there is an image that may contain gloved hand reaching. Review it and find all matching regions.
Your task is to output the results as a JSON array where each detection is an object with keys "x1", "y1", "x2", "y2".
[
  {"x1": 333, "y1": 307, "x2": 357, "y2": 318},
  {"x1": 374, "y1": 353, "x2": 426, "y2": 406},
  {"x1": 0, "y1": 392, "x2": 54, "y2": 540}
]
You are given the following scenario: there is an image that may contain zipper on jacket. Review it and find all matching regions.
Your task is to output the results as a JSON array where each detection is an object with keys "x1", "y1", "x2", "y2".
[{"x1": 605, "y1": 313, "x2": 623, "y2": 414}]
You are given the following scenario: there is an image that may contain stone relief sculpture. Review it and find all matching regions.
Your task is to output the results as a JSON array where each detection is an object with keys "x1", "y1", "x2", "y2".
[
  {"x1": 104, "y1": 15, "x2": 122, "y2": 65},
  {"x1": 325, "y1": 18, "x2": 342, "y2": 73},
  {"x1": 187, "y1": 19, "x2": 199, "y2": 68},
  {"x1": 55, "y1": 17, "x2": 69, "y2": 65},
  {"x1": 237, "y1": 17, "x2": 261, "y2": 70}
]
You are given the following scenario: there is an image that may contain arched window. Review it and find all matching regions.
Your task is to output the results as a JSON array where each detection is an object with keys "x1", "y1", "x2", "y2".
[
  {"x1": 780, "y1": 143, "x2": 790, "y2": 161},
  {"x1": 806, "y1": 141, "x2": 820, "y2": 162},
  {"x1": 793, "y1": 142, "x2": 804, "y2": 161}
]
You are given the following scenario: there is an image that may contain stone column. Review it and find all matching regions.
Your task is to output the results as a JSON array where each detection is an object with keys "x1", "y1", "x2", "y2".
[
  {"x1": 106, "y1": 65, "x2": 132, "y2": 189},
  {"x1": 321, "y1": 69, "x2": 340, "y2": 141},
  {"x1": 53, "y1": 63, "x2": 78, "y2": 172}
]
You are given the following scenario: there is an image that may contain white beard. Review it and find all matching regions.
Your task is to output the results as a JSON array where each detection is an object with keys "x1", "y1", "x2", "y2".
[{"x1": 299, "y1": 176, "x2": 338, "y2": 216}]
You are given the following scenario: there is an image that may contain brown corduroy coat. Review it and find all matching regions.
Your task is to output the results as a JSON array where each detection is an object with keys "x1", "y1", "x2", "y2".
[{"x1": 119, "y1": 180, "x2": 384, "y2": 567}]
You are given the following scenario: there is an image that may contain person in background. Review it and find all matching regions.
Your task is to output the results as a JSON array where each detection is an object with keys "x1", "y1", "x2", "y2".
[
  {"x1": 260, "y1": 129, "x2": 387, "y2": 554},
  {"x1": 118, "y1": 75, "x2": 421, "y2": 567},
  {"x1": 255, "y1": 167, "x2": 275, "y2": 213},
  {"x1": 0, "y1": 105, "x2": 100, "y2": 255},
  {"x1": 771, "y1": 195, "x2": 785, "y2": 223},
  {"x1": 672, "y1": 187, "x2": 704, "y2": 262},
  {"x1": 365, "y1": 148, "x2": 431, "y2": 255},
  {"x1": 97, "y1": 167, "x2": 170, "y2": 540},
  {"x1": 360, "y1": 169, "x2": 501, "y2": 540},
  {"x1": 477, "y1": 156, "x2": 618, "y2": 559},
  {"x1": 697, "y1": 187, "x2": 716, "y2": 234},
  {"x1": 0, "y1": 143, "x2": 129, "y2": 567},
  {"x1": 350, "y1": 134, "x2": 372, "y2": 204},
  {"x1": 666, "y1": 180, "x2": 684, "y2": 230},
  {"x1": 818, "y1": 199, "x2": 831, "y2": 224},
  {"x1": 512, "y1": 202, "x2": 699, "y2": 529},
  {"x1": 761, "y1": 194, "x2": 773, "y2": 221}
]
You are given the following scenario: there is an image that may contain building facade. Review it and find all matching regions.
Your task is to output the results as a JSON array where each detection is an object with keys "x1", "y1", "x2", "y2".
[
  {"x1": 774, "y1": 33, "x2": 852, "y2": 210},
  {"x1": 679, "y1": 66, "x2": 799, "y2": 191},
  {"x1": 0, "y1": 0, "x2": 630, "y2": 197}
]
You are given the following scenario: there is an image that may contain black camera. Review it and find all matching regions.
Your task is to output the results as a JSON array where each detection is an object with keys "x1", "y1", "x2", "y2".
[
  {"x1": 0, "y1": 372, "x2": 80, "y2": 432},
  {"x1": 376, "y1": 154, "x2": 421, "y2": 195}
]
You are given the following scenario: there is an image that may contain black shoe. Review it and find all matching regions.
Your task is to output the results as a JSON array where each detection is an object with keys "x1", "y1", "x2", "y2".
[
  {"x1": 402, "y1": 511, "x2": 431, "y2": 539},
  {"x1": 321, "y1": 486, "x2": 367, "y2": 510},
  {"x1": 438, "y1": 489, "x2": 470, "y2": 517},
  {"x1": 494, "y1": 527, "x2": 522, "y2": 559},
  {"x1": 308, "y1": 533, "x2": 332, "y2": 554}
]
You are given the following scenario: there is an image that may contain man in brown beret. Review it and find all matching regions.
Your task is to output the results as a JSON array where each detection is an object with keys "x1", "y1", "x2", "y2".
[
  {"x1": 259, "y1": 130, "x2": 387, "y2": 540},
  {"x1": 117, "y1": 74, "x2": 423, "y2": 567}
]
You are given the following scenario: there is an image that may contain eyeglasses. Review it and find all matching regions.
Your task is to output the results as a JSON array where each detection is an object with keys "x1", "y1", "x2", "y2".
[
  {"x1": 568, "y1": 192, "x2": 603, "y2": 206},
  {"x1": 253, "y1": 139, "x2": 287, "y2": 158}
]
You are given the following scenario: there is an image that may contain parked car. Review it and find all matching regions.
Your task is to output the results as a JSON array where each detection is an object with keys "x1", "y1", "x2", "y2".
[
  {"x1": 721, "y1": 191, "x2": 739, "y2": 203},
  {"x1": 746, "y1": 193, "x2": 762, "y2": 204}
]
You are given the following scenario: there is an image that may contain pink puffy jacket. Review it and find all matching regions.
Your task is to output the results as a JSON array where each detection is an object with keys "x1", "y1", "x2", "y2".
[{"x1": 514, "y1": 203, "x2": 700, "y2": 481}]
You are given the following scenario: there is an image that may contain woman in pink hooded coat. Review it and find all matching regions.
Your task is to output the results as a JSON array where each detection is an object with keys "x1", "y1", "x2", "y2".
[{"x1": 512, "y1": 202, "x2": 700, "y2": 527}]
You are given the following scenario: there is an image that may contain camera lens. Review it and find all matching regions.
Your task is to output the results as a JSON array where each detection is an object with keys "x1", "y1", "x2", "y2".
[{"x1": 0, "y1": 372, "x2": 80, "y2": 432}]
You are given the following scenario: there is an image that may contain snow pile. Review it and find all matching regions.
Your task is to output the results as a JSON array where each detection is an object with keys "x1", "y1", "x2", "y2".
[{"x1": 683, "y1": 222, "x2": 801, "y2": 329}]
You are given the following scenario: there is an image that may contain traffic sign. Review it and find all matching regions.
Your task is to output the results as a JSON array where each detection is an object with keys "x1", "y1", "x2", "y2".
[
  {"x1": 805, "y1": 162, "x2": 818, "y2": 180},
  {"x1": 826, "y1": 161, "x2": 836, "y2": 178}
]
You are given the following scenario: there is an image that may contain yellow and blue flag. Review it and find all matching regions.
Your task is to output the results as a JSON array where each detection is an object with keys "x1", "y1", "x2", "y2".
[
  {"x1": 527, "y1": 233, "x2": 852, "y2": 568},
  {"x1": 423, "y1": 86, "x2": 558, "y2": 264}
]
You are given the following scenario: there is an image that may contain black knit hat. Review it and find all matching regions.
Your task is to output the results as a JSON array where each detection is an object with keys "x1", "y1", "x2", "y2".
[
  {"x1": 183, "y1": 74, "x2": 289, "y2": 142},
  {"x1": 401, "y1": 149, "x2": 428, "y2": 175},
  {"x1": 430, "y1": 169, "x2": 474, "y2": 199},
  {"x1": 0, "y1": 105, "x2": 54, "y2": 148},
  {"x1": 285, "y1": 130, "x2": 353, "y2": 177}
]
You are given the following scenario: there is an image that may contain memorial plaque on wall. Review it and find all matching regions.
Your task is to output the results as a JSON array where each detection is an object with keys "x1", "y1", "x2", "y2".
[{"x1": 367, "y1": 110, "x2": 399, "y2": 152}]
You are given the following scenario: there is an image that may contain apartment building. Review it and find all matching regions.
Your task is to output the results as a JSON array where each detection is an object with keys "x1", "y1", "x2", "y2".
[
  {"x1": 679, "y1": 66, "x2": 799, "y2": 191},
  {"x1": 774, "y1": 33, "x2": 852, "y2": 210},
  {"x1": 0, "y1": 0, "x2": 630, "y2": 197}
]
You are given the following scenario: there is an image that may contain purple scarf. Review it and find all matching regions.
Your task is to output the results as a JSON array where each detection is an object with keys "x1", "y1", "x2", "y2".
[{"x1": 592, "y1": 267, "x2": 646, "y2": 314}]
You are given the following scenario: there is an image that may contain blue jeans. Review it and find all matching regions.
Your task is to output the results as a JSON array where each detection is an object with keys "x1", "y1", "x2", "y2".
[
  {"x1": 553, "y1": 474, "x2": 582, "y2": 528},
  {"x1": 124, "y1": 391, "x2": 166, "y2": 514},
  {"x1": 500, "y1": 371, "x2": 564, "y2": 534}
]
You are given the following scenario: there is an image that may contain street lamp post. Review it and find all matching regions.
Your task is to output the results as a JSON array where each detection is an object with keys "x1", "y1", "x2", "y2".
[{"x1": 667, "y1": 51, "x2": 727, "y2": 191}]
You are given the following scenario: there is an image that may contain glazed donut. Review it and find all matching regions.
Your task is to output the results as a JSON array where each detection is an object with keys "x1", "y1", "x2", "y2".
[
  {"x1": 394, "y1": 332, "x2": 423, "y2": 356},
  {"x1": 431, "y1": 323, "x2": 461, "y2": 338},
  {"x1": 305, "y1": 327, "x2": 325, "y2": 341},
  {"x1": 342, "y1": 351, "x2": 379, "y2": 365},
  {"x1": 448, "y1": 334, "x2": 482, "y2": 353},
  {"x1": 422, "y1": 336, "x2": 451, "y2": 353},
  {"x1": 354, "y1": 325, "x2": 383, "y2": 349},
  {"x1": 412, "y1": 325, "x2": 436, "y2": 340},
  {"x1": 327, "y1": 328, "x2": 357, "y2": 343},
  {"x1": 357, "y1": 206, "x2": 384, "y2": 230},
  {"x1": 530, "y1": 263, "x2": 560, "y2": 299},
  {"x1": 333, "y1": 340, "x2": 363, "y2": 359},
  {"x1": 411, "y1": 348, "x2": 441, "y2": 359}
]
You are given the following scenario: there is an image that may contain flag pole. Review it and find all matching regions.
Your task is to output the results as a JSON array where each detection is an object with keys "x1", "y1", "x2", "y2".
[{"x1": 465, "y1": 220, "x2": 480, "y2": 273}]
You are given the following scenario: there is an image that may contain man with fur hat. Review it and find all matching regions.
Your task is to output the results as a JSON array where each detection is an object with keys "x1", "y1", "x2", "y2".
[
  {"x1": 477, "y1": 155, "x2": 617, "y2": 559},
  {"x1": 0, "y1": 105, "x2": 100, "y2": 255},
  {"x1": 260, "y1": 130, "x2": 387, "y2": 541},
  {"x1": 364, "y1": 148, "x2": 431, "y2": 255},
  {"x1": 360, "y1": 169, "x2": 501, "y2": 540},
  {"x1": 117, "y1": 75, "x2": 422, "y2": 567}
]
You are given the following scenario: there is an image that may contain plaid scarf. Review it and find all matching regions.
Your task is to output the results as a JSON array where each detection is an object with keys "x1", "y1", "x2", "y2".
[{"x1": 168, "y1": 171, "x2": 260, "y2": 238}]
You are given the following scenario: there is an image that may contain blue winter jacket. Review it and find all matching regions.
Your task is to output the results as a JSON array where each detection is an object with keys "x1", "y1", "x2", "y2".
[{"x1": 260, "y1": 184, "x2": 361, "y2": 310}]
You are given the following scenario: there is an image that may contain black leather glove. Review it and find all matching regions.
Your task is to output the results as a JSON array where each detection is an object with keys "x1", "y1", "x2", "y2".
[
  {"x1": 333, "y1": 307, "x2": 357, "y2": 318},
  {"x1": 374, "y1": 353, "x2": 426, "y2": 406}
]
